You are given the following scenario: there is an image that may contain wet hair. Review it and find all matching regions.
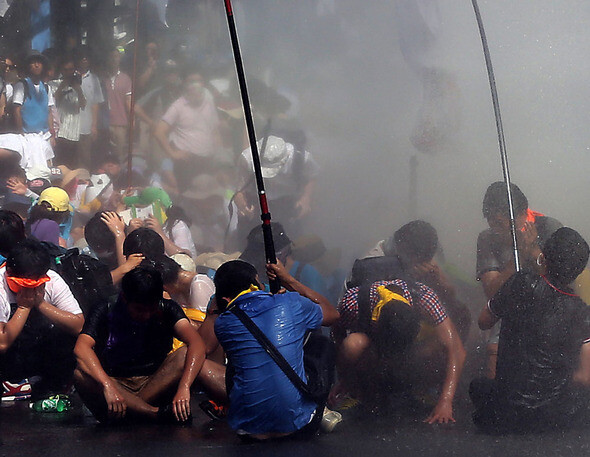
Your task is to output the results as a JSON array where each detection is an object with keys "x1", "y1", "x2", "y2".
[
  {"x1": 373, "y1": 297, "x2": 421, "y2": 356},
  {"x1": 482, "y1": 181, "x2": 528, "y2": 219},
  {"x1": 542, "y1": 227, "x2": 589, "y2": 287},
  {"x1": 6, "y1": 239, "x2": 50, "y2": 279},
  {"x1": 84, "y1": 212, "x2": 116, "y2": 253},
  {"x1": 123, "y1": 227, "x2": 165, "y2": 259},
  {"x1": 394, "y1": 220, "x2": 438, "y2": 263},
  {"x1": 0, "y1": 210, "x2": 26, "y2": 257},
  {"x1": 153, "y1": 255, "x2": 182, "y2": 285},
  {"x1": 122, "y1": 267, "x2": 163, "y2": 307},
  {"x1": 214, "y1": 260, "x2": 258, "y2": 310}
]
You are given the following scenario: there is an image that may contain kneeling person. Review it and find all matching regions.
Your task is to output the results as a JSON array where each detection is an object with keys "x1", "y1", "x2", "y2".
[
  {"x1": 74, "y1": 267, "x2": 206, "y2": 423},
  {"x1": 214, "y1": 260, "x2": 339, "y2": 440},
  {"x1": 472, "y1": 227, "x2": 590, "y2": 432}
]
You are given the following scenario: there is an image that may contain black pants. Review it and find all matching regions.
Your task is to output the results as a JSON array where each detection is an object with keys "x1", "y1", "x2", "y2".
[
  {"x1": 1, "y1": 306, "x2": 77, "y2": 399},
  {"x1": 470, "y1": 377, "x2": 590, "y2": 434}
]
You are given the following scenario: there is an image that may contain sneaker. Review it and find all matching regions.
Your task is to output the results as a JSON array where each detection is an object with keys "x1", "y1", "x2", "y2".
[
  {"x1": 320, "y1": 407, "x2": 342, "y2": 433},
  {"x1": 2, "y1": 379, "x2": 32, "y2": 401},
  {"x1": 199, "y1": 400, "x2": 228, "y2": 421}
]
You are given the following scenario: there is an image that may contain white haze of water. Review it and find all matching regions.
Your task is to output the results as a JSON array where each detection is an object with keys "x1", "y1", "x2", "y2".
[{"x1": 179, "y1": 0, "x2": 590, "y2": 276}]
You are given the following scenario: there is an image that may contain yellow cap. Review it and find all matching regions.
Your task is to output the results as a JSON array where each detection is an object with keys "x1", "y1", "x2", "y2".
[{"x1": 38, "y1": 187, "x2": 72, "y2": 212}]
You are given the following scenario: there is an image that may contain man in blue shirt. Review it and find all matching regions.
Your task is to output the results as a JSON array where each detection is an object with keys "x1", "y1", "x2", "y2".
[{"x1": 213, "y1": 259, "x2": 339, "y2": 440}]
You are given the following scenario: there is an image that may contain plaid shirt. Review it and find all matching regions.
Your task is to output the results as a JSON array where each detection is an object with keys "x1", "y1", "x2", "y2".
[{"x1": 336, "y1": 279, "x2": 447, "y2": 333}]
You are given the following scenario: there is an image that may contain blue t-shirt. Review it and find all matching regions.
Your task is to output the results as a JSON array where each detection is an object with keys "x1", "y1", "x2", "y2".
[
  {"x1": 215, "y1": 290, "x2": 323, "y2": 434},
  {"x1": 289, "y1": 260, "x2": 328, "y2": 298}
]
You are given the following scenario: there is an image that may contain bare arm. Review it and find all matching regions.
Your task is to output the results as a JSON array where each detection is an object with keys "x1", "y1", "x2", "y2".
[
  {"x1": 134, "y1": 103, "x2": 154, "y2": 128},
  {"x1": 143, "y1": 217, "x2": 190, "y2": 257},
  {"x1": 425, "y1": 318, "x2": 466, "y2": 424},
  {"x1": 172, "y1": 319, "x2": 207, "y2": 421},
  {"x1": 75, "y1": 333, "x2": 128, "y2": 419},
  {"x1": 480, "y1": 269, "x2": 514, "y2": 300},
  {"x1": 573, "y1": 343, "x2": 590, "y2": 387},
  {"x1": 13, "y1": 104, "x2": 22, "y2": 132},
  {"x1": 100, "y1": 212, "x2": 126, "y2": 267},
  {"x1": 295, "y1": 179, "x2": 315, "y2": 218},
  {"x1": 110, "y1": 254, "x2": 144, "y2": 285},
  {"x1": 198, "y1": 311, "x2": 220, "y2": 356},
  {"x1": 0, "y1": 92, "x2": 6, "y2": 118},
  {"x1": 266, "y1": 261, "x2": 340, "y2": 326},
  {"x1": 478, "y1": 300, "x2": 500, "y2": 330},
  {"x1": 37, "y1": 301, "x2": 84, "y2": 335}
]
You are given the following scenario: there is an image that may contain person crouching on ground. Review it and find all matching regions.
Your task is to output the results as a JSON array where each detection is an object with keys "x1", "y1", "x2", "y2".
[
  {"x1": 213, "y1": 260, "x2": 339, "y2": 440},
  {"x1": 472, "y1": 227, "x2": 590, "y2": 433},
  {"x1": 73, "y1": 267, "x2": 207, "y2": 424},
  {"x1": 331, "y1": 276, "x2": 466, "y2": 423}
]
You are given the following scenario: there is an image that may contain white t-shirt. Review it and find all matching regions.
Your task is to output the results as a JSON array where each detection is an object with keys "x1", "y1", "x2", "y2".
[
  {"x1": 169, "y1": 273, "x2": 214, "y2": 314},
  {"x1": 0, "y1": 267, "x2": 83, "y2": 324},
  {"x1": 167, "y1": 220, "x2": 197, "y2": 259},
  {"x1": 189, "y1": 274, "x2": 215, "y2": 313}
]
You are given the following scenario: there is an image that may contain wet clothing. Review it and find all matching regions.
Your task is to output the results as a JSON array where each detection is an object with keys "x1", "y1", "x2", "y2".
[
  {"x1": 476, "y1": 216, "x2": 562, "y2": 280},
  {"x1": 471, "y1": 270, "x2": 590, "y2": 431},
  {"x1": 477, "y1": 214, "x2": 562, "y2": 345},
  {"x1": 336, "y1": 279, "x2": 447, "y2": 334},
  {"x1": 0, "y1": 267, "x2": 82, "y2": 393},
  {"x1": 81, "y1": 297, "x2": 187, "y2": 377},
  {"x1": 215, "y1": 290, "x2": 323, "y2": 435}
]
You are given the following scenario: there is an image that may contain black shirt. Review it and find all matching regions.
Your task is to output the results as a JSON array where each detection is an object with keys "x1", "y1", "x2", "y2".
[
  {"x1": 490, "y1": 271, "x2": 590, "y2": 412},
  {"x1": 476, "y1": 216, "x2": 562, "y2": 279},
  {"x1": 82, "y1": 297, "x2": 187, "y2": 377}
]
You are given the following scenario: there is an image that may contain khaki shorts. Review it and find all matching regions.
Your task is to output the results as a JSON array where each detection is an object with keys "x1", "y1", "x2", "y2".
[{"x1": 114, "y1": 375, "x2": 152, "y2": 394}]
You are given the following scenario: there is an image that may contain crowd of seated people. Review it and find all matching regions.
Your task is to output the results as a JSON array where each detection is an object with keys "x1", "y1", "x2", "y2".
[
  {"x1": 0, "y1": 34, "x2": 590, "y2": 442},
  {"x1": 0, "y1": 176, "x2": 587, "y2": 440}
]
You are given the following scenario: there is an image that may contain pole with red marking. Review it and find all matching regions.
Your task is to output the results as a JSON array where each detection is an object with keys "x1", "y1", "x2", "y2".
[{"x1": 223, "y1": 0, "x2": 280, "y2": 293}]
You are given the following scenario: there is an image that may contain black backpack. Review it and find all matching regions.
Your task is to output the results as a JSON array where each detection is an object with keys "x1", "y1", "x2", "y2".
[
  {"x1": 347, "y1": 255, "x2": 421, "y2": 333},
  {"x1": 40, "y1": 242, "x2": 117, "y2": 314}
]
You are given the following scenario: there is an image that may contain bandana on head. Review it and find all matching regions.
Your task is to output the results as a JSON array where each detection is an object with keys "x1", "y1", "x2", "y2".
[{"x1": 6, "y1": 275, "x2": 50, "y2": 293}]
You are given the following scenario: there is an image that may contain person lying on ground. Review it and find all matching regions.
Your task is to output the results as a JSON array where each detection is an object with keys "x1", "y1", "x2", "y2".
[
  {"x1": 73, "y1": 266, "x2": 213, "y2": 424},
  {"x1": 472, "y1": 227, "x2": 590, "y2": 433}
]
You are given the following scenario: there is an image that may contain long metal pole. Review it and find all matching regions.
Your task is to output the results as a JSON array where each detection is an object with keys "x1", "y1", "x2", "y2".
[
  {"x1": 127, "y1": 0, "x2": 141, "y2": 189},
  {"x1": 223, "y1": 0, "x2": 280, "y2": 293},
  {"x1": 471, "y1": 0, "x2": 520, "y2": 271}
]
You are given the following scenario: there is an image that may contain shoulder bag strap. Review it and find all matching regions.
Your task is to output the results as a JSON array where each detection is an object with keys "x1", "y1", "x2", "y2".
[{"x1": 229, "y1": 305, "x2": 313, "y2": 397}]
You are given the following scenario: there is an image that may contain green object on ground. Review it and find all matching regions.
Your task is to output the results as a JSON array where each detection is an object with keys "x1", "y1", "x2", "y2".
[{"x1": 29, "y1": 394, "x2": 71, "y2": 413}]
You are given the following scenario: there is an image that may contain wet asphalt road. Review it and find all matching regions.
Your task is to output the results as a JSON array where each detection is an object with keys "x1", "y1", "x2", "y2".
[{"x1": 2, "y1": 392, "x2": 590, "y2": 457}]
